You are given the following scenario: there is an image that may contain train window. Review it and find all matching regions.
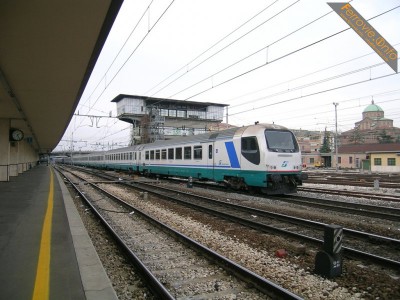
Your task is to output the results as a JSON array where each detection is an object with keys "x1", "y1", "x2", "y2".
[
  {"x1": 155, "y1": 150, "x2": 160, "y2": 160},
  {"x1": 184, "y1": 146, "x2": 192, "y2": 160},
  {"x1": 241, "y1": 137, "x2": 260, "y2": 165},
  {"x1": 145, "y1": 151, "x2": 149, "y2": 160},
  {"x1": 139, "y1": 152, "x2": 142, "y2": 160},
  {"x1": 129, "y1": 152, "x2": 133, "y2": 160},
  {"x1": 265, "y1": 130, "x2": 298, "y2": 152},
  {"x1": 161, "y1": 149, "x2": 167, "y2": 160},
  {"x1": 168, "y1": 148, "x2": 174, "y2": 159},
  {"x1": 242, "y1": 137, "x2": 258, "y2": 152},
  {"x1": 150, "y1": 150, "x2": 155, "y2": 160},
  {"x1": 176, "y1": 148, "x2": 182, "y2": 159},
  {"x1": 208, "y1": 145, "x2": 213, "y2": 159},
  {"x1": 194, "y1": 146, "x2": 202, "y2": 159}
]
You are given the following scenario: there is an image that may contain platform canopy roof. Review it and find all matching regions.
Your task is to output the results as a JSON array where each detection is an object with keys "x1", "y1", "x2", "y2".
[{"x1": 0, "y1": 0, "x2": 123, "y2": 153}]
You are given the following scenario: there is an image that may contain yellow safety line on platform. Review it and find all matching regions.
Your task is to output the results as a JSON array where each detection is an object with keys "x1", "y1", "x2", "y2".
[{"x1": 32, "y1": 168, "x2": 54, "y2": 300}]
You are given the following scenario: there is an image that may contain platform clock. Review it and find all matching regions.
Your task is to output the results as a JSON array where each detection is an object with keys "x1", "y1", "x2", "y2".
[{"x1": 10, "y1": 129, "x2": 24, "y2": 141}]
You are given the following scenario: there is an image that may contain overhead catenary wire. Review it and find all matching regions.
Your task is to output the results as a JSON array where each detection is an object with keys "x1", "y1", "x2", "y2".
[
  {"x1": 226, "y1": 43, "x2": 400, "y2": 109},
  {"x1": 66, "y1": 0, "x2": 176, "y2": 150},
  {"x1": 229, "y1": 72, "x2": 399, "y2": 117},
  {"x1": 278, "y1": 96, "x2": 400, "y2": 129},
  {"x1": 169, "y1": 5, "x2": 399, "y2": 101},
  {"x1": 147, "y1": 0, "x2": 299, "y2": 97},
  {"x1": 56, "y1": 2, "x2": 399, "y2": 151},
  {"x1": 78, "y1": 0, "x2": 176, "y2": 128},
  {"x1": 79, "y1": 0, "x2": 155, "y2": 113},
  {"x1": 228, "y1": 59, "x2": 397, "y2": 111}
]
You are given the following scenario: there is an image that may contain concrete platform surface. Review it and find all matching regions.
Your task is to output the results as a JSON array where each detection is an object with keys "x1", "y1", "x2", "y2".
[{"x1": 0, "y1": 165, "x2": 117, "y2": 300}]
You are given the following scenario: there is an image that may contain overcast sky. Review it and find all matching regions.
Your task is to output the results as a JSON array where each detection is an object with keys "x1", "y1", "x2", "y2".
[{"x1": 55, "y1": 0, "x2": 400, "y2": 152}]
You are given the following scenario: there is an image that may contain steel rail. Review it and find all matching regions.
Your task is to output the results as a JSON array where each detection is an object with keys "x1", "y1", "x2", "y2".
[
  {"x1": 124, "y1": 180, "x2": 400, "y2": 270},
  {"x1": 57, "y1": 168, "x2": 175, "y2": 299},
  {"x1": 59, "y1": 166, "x2": 303, "y2": 300}
]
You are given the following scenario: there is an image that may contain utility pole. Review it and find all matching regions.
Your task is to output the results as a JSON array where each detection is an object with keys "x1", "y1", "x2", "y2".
[{"x1": 333, "y1": 102, "x2": 339, "y2": 172}]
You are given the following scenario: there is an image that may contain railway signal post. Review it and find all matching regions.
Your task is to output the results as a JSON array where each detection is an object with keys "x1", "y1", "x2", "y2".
[{"x1": 314, "y1": 224, "x2": 343, "y2": 278}]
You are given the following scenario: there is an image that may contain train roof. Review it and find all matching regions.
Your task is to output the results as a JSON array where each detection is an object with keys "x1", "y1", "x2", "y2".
[
  {"x1": 144, "y1": 123, "x2": 289, "y2": 148},
  {"x1": 77, "y1": 123, "x2": 290, "y2": 154}
]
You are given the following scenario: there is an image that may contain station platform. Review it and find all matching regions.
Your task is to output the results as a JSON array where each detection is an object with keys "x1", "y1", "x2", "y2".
[{"x1": 0, "y1": 165, "x2": 117, "y2": 300}]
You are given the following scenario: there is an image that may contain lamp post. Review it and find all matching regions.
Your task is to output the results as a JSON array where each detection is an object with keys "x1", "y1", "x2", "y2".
[{"x1": 333, "y1": 102, "x2": 339, "y2": 172}]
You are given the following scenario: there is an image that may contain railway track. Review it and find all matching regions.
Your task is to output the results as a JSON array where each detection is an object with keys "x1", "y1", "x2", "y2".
[
  {"x1": 58, "y1": 166, "x2": 302, "y2": 299},
  {"x1": 298, "y1": 186, "x2": 400, "y2": 203},
  {"x1": 272, "y1": 193, "x2": 400, "y2": 221},
  {"x1": 126, "y1": 181, "x2": 400, "y2": 269},
  {"x1": 62, "y1": 166, "x2": 400, "y2": 270},
  {"x1": 305, "y1": 173, "x2": 400, "y2": 189}
]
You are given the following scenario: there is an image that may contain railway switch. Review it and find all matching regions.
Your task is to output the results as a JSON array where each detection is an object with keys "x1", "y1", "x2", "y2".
[{"x1": 314, "y1": 225, "x2": 343, "y2": 278}]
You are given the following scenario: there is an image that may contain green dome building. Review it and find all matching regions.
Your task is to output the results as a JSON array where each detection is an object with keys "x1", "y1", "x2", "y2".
[
  {"x1": 340, "y1": 100, "x2": 400, "y2": 145},
  {"x1": 356, "y1": 100, "x2": 392, "y2": 132}
]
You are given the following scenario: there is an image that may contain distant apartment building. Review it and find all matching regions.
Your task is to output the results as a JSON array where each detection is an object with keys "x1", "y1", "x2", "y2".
[{"x1": 293, "y1": 129, "x2": 332, "y2": 168}]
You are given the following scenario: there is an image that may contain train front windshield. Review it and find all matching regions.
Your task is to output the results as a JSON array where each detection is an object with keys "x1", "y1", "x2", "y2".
[{"x1": 265, "y1": 130, "x2": 299, "y2": 152}]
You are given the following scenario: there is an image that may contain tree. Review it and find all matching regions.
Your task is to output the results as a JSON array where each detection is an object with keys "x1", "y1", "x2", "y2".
[
  {"x1": 377, "y1": 130, "x2": 394, "y2": 143},
  {"x1": 348, "y1": 126, "x2": 364, "y2": 144},
  {"x1": 319, "y1": 129, "x2": 331, "y2": 153}
]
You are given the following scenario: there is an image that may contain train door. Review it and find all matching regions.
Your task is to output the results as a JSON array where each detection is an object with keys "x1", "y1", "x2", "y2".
[
  {"x1": 137, "y1": 149, "x2": 143, "y2": 173},
  {"x1": 206, "y1": 143, "x2": 215, "y2": 180}
]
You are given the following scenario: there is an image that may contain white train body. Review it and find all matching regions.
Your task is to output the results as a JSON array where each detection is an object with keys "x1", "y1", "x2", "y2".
[{"x1": 68, "y1": 123, "x2": 307, "y2": 194}]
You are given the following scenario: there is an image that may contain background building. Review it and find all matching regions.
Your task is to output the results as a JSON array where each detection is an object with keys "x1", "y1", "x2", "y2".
[
  {"x1": 340, "y1": 100, "x2": 400, "y2": 145},
  {"x1": 293, "y1": 129, "x2": 333, "y2": 168},
  {"x1": 112, "y1": 94, "x2": 230, "y2": 144},
  {"x1": 295, "y1": 101, "x2": 400, "y2": 172}
]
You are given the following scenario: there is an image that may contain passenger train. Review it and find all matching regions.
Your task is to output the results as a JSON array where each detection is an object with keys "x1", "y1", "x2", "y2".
[{"x1": 65, "y1": 123, "x2": 307, "y2": 194}]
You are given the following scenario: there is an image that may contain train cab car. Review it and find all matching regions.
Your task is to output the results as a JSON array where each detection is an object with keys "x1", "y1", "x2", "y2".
[{"x1": 214, "y1": 124, "x2": 306, "y2": 194}]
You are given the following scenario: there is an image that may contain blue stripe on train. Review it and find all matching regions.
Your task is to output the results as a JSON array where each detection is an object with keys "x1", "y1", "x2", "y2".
[{"x1": 224, "y1": 141, "x2": 240, "y2": 168}]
